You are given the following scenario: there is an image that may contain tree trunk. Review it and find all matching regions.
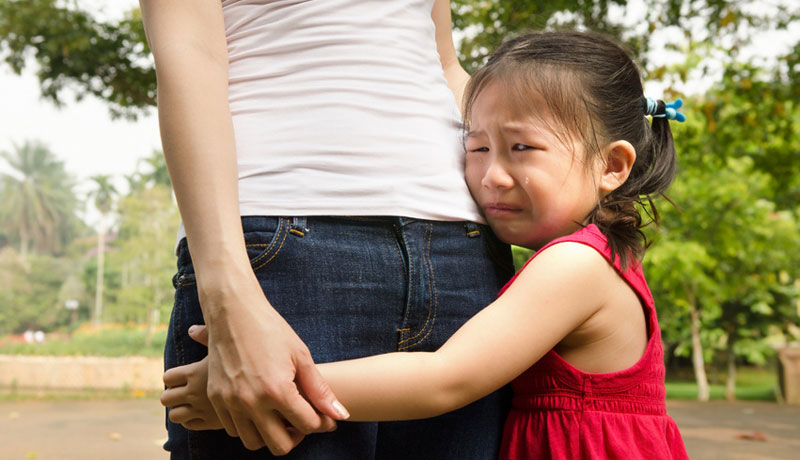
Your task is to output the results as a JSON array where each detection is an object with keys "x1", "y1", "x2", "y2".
[
  {"x1": 93, "y1": 219, "x2": 105, "y2": 328},
  {"x1": 725, "y1": 338, "x2": 737, "y2": 401},
  {"x1": 688, "y1": 289, "x2": 710, "y2": 402}
]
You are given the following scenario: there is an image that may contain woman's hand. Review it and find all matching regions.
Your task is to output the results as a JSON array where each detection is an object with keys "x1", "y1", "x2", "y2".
[
  {"x1": 139, "y1": 0, "x2": 348, "y2": 453},
  {"x1": 199, "y1": 277, "x2": 349, "y2": 454}
]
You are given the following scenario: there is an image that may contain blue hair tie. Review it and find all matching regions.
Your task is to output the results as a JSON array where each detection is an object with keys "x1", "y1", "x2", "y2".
[{"x1": 643, "y1": 97, "x2": 686, "y2": 122}]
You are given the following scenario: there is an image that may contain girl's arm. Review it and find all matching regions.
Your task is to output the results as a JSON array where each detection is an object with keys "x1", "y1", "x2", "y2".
[
  {"x1": 432, "y1": 0, "x2": 470, "y2": 109},
  {"x1": 139, "y1": 0, "x2": 341, "y2": 453},
  {"x1": 319, "y1": 242, "x2": 615, "y2": 420}
]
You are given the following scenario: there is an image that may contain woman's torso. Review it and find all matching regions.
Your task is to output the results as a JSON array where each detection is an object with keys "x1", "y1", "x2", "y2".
[{"x1": 222, "y1": 0, "x2": 480, "y2": 221}]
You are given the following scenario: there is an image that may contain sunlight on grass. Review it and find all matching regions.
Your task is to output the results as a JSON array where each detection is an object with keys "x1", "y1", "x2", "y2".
[
  {"x1": 666, "y1": 367, "x2": 777, "y2": 401},
  {"x1": 0, "y1": 323, "x2": 168, "y2": 357}
]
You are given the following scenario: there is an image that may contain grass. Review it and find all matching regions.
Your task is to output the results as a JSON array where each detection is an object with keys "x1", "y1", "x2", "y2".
[
  {"x1": 665, "y1": 366, "x2": 778, "y2": 401},
  {"x1": 0, "y1": 387, "x2": 162, "y2": 402},
  {"x1": 0, "y1": 323, "x2": 168, "y2": 357}
]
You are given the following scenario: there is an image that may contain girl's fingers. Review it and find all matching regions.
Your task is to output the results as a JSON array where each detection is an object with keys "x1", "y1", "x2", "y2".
[
  {"x1": 168, "y1": 404, "x2": 195, "y2": 424},
  {"x1": 163, "y1": 366, "x2": 190, "y2": 388}
]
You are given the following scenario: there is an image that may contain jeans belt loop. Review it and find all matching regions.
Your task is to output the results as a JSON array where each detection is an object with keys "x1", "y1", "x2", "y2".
[
  {"x1": 289, "y1": 217, "x2": 307, "y2": 237},
  {"x1": 464, "y1": 222, "x2": 481, "y2": 238}
]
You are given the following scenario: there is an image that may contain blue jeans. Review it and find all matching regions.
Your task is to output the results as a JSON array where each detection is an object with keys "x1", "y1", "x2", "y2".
[{"x1": 164, "y1": 216, "x2": 514, "y2": 460}]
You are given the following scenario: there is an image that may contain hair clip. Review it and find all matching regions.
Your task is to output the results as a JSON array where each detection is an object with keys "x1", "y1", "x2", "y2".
[{"x1": 644, "y1": 97, "x2": 686, "y2": 122}]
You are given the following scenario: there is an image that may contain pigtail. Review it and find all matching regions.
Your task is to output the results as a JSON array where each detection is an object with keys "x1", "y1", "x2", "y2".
[{"x1": 590, "y1": 108, "x2": 679, "y2": 270}]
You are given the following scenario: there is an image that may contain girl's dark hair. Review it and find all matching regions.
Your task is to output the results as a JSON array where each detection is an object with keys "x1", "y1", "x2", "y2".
[{"x1": 463, "y1": 31, "x2": 677, "y2": 268}]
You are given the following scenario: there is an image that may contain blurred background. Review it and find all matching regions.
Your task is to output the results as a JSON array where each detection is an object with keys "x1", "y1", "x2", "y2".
[{"x1": 0, "y1": 0, "x2": 798, "y2": 459}]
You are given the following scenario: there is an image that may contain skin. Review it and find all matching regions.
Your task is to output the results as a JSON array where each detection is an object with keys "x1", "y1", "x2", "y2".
[
  {"x1": 161, "y1": 79, "x2": 649, "y2": 429},
  {"x1": 139, "y1": 0, "x2": 468, "y2": 454}
]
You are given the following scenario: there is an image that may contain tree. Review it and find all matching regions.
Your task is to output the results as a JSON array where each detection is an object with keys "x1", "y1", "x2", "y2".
[
  {"x1": 0, "y1": 247, "x2": 76, "y2": 334},
  {"x1": 2, "y1": 1, "x2": 797, "y2": 118},
  {"x1": 0, "y1": 140, "x2": 81, "y2": 258},
  {"x1": 645, "y1": 62, "x2": 800, "y2": 400},
  {"x1": 87, "y1": 174, "x2": 118, "y2": 327},
  {"x1": 0, "y1": 0, "x2": 154, "y2": 120},
  {"x1": 107, "y1": 185, "x2": 178, "y2": 335},
  {"x1": 452, "y1": 0, "x2": 800, "y2": 73}
]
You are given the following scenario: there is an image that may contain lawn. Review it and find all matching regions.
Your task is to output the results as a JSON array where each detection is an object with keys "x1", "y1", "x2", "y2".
[
  {"x1": 666, "y1": 366, "x2": 778, "y2": 401},
  {"x1": 0, "y1": 323, "x2": 168, "y2": 358}
]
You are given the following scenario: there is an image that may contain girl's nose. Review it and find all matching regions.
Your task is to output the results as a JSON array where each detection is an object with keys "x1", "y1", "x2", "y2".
[{"x1": 481, "y1": 160, "x2": 514, "y2": 189}]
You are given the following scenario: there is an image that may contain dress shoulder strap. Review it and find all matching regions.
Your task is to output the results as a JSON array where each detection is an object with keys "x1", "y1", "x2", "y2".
[{"x1": 498, "y1": 225, "x2": 655, "y2": 316}]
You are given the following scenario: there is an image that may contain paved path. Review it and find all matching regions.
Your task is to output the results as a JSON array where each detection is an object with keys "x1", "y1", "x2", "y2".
[
  {"x1": 1, "y1": 399, "x2": 798, "y2": 459},
  {"x1": 667, "y1": 400, "x2": 800, "y2": 460}
]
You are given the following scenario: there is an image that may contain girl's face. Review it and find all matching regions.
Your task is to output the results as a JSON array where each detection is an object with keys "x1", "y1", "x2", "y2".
[{"x1": 465, "y1": 82, "x2": 604, "y2": 250}]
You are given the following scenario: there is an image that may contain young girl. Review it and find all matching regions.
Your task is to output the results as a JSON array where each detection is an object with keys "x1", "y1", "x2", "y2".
[{"x1": 161, "y1": 30, "x2": 689, "y2": 459}]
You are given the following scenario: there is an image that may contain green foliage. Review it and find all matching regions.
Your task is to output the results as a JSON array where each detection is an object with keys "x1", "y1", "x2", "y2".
[
  {"x1": 452, "y1": 0, "x2": 799, "y2": 74},
  {"x1": 88, "y1": 174, "x2": 118, "y2": 215},
  {"x1": 0, "y1": 140, "x2": 84, "y2": 256},
  {"x1": 0, "y1": 324, "x2": 167, "y2": 357},
  {"x1": 665, "y1": 366, "x2": 777, "y2": 401},
  {"x1": 126, "y1": 150, "x2": 171, "y2": 191},
  {"x1": 104, "y1": 184, "x2": 178, "y2": 324},
  {"x1": 0, "y1": 248, "x2": 76, "y2": 334},
  {"x1": 0, "y1": 0, "x2": 155, "y2": 119},
  {"x1": 644, "y1": 68, "x2": 800, "y2": 371}
]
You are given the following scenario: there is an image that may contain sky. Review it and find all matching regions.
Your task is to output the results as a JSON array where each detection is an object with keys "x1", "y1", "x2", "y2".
[
  {"x1": 0, "y1": 0, "x2": 158, "y2": 224},
  {"x1": 0, "y1": 0, "x2": 797, "y2": 225}
]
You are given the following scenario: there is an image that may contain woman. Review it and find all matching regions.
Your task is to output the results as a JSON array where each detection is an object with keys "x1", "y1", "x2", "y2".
[{"x1": 140, "y1": 0, "x2": 513, "y2": 458}]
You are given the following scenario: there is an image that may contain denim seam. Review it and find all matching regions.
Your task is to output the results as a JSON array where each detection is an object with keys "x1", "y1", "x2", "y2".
[
  {"x1": 174, "y1": 286, "x2": 185, "y2": 367},
  {"x1": 388, "y1": 227, "x2": 409, "y2": 338},
  {"x1": 404, "y1": 223, "x2": 438, "y2": 349},
  {"x1": 249, "y1": 217, "x2": 286, "y2": 270},
  {"x1": 394, "y1": 223, "x2": 414, "y2": 347},
  {"x1": 399, "y1": 222, "x2": 437, "y2": 349}
]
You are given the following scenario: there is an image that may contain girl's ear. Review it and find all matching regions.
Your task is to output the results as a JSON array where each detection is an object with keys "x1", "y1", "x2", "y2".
[{"x1": 599, "y1": 140, "x2": 636, "y2": 195}]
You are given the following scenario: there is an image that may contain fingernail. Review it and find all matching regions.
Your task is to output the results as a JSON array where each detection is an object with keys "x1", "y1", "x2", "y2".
[
  {"x1": 332, "y1": 400, "x2": 350, "y2": 419},
  {"x1": 188, "y1": 325, "x2": 197, "y2": 335}
]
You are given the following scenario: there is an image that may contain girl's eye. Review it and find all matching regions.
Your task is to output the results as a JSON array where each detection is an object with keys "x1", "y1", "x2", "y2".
[
  {"x1": 468, "y1": 147, "x2": 489, "y2": 153},
  {"x1": 512, "y1": 144, "x2": 534, "y2": 151}
]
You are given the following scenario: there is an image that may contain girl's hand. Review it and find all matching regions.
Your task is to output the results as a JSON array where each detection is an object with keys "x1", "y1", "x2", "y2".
[{"x1": 162, "y1": 357, "x2": 225, "y2": 431}]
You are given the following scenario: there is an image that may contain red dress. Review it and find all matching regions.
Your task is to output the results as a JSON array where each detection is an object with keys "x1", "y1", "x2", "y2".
[{"x1": 498, "y1": 225, "x2": 688, "y2": 460}]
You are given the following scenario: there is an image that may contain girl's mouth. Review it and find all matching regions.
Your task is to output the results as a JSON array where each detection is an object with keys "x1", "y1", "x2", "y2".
[{"x1": 483, "y1": 203, "x2": 522, "y2": 217}]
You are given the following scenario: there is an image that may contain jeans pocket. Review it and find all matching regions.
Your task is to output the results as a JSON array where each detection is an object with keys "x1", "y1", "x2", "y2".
[
  {"x1": 243, "y1": 216, "x2": 289, "y2": 273},
  {"x1": 173, "y1": 217, "x2": 289, "y2": 287}
]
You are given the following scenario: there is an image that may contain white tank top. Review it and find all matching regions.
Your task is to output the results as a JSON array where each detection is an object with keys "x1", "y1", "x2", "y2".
[{"x1": 177, "y1": 0, "x2": 481, "y2": 245}]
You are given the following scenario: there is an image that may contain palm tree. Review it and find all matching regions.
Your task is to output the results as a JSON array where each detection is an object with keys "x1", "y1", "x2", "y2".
[
  {"x1": 137, "y1": 150, "x2": 171, "y2": 189},
  {"x1": 88, "y1": 174, "x2": 118, "y2": 327},
  {"x1": 0, "y1": 140, "x2": 79, "y2": 259}
]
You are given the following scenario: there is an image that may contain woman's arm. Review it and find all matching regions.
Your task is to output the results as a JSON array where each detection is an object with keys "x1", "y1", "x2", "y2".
[
  {"x1": 139, "y1": 0, "x2": 342, "y2": 454},
  {"x1": 318, "y1": 243, "x2": 614, "y2": 420},
  {"x1": 432, "y1": 0, "x2": 470, "y2": 109}
]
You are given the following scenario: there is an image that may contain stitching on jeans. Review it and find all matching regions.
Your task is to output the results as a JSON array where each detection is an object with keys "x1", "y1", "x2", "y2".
[
  {"x1": 399, "y1": 222, "x2": 438, "y2": 349},
  {"x1": 398, "y1": 222, "x2": 432, "y2": 344},
  {"x1": 179, "y1": 279, "x2": 197, "y2": 287},
  {"x1": 398, "y1": 222, "x2": 437, "y2": 346},
  {"x1": 249, "y1": 218, "x2": 284, "y2": 267},
  {"x1": 252, "y1": 226, "x2": 288, "y2": 272},
  {"x1": 395, "y1": 223, "x2": 415, "y2": 346}
]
